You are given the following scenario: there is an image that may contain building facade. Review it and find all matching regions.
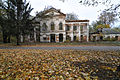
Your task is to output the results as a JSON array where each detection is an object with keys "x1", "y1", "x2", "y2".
[
  {"x1": 90, "y1": 28, "x2": 120, "y2": 41},
  {"x1": 21, "y1": 8, "x2": 89, "y2": 43}
]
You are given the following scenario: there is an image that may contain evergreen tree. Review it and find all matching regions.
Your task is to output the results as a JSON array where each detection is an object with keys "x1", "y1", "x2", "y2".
[{"x1": 0, "y1": 0, "x2": 33, "y2": 45}]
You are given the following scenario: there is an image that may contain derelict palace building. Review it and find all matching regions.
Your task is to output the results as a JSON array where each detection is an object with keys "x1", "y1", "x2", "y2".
[{"x1": 21, "y1": 8, "x2": 89, "y2": 43}]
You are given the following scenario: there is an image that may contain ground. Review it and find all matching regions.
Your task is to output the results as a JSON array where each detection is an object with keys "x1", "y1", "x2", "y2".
[
  {"x1": 0, "y1": 41, "x2": 120, "y2": 47},
  {"x1": 0, "y1": 49, "x2": 120, "y2": 80}
]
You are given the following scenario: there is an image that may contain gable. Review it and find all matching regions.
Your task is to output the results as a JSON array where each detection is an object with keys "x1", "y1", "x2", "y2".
[{"x1": 43, "y1": 8, "x2": 66, "y2": 17}]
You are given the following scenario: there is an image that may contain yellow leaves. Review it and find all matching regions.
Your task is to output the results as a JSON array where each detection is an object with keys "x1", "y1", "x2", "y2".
[
  {"x1": 96, "y1": 24, "x2": 110, "y2": 29},
  {"x1": 0, "y1": 49, "x2": 120, "y2": 79},
  {"x1": 101, "y1": 66, "x2": 116, "y2": 72}
]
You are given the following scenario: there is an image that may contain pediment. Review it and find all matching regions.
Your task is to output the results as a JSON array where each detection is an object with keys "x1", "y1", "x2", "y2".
[{"x1": 44, "y1": 8, "x2": 66, "y2": 17}]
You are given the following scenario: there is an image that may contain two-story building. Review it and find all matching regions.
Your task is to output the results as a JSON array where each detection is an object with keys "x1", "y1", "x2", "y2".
[{"x1": 21, "y1": 8, "x2": 89, "y2": 43}]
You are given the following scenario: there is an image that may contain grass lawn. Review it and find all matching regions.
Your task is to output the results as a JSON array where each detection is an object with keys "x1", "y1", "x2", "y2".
[
  {"x1": 0, "y1": 49, "x2": 120, "y2": 80},
  {"x1": 0, "y1": 41, "x2": 120, "y2": 47}
]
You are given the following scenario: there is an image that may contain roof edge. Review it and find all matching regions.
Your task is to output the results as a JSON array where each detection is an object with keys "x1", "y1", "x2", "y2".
[{"x1": 65, "y1": 20, "x2": 89, "y2": 22}]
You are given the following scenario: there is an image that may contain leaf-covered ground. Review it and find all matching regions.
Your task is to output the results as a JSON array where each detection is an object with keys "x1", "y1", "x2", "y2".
[{"x1": 0, "y1": 49, "x2": 120, "y2": 80}]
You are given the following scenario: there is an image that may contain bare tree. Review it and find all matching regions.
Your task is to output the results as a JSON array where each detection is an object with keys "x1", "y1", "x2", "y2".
[
  {"x1": 66, "y1": 13, "x2": 78, "y2": 20},
  {"x1": 98, "y1": 11, "x2": 117, "y2": 25}
]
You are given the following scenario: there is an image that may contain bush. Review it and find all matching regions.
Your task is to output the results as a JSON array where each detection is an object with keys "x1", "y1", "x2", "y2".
[
  {"x1": 103, "y1": 36, "x2": 117, "y2": 41},
  {"x1": 110, "y1": 37, "x2": 117, "y2": 41},
  {"x1": 103, "y1": 37, "x2": 110, "y2": 41}
]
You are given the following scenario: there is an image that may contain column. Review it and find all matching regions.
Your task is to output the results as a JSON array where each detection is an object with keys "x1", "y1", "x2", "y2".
[
  {"x1": 78, "y1": 25, "x2": 81, "y2": 42},
  {"x1": 63, "y1": 33, "x2": 66, "y2": 42},
  {"x1": 56, "y1": 33, "x2": 59, "y2": 42},
  {"x1": 34, "y1": 27, "x2": 37, "y2": 42},
  {"x1": 87, "y1": 23, "x2": 89, "y2": 42},
  {"x1": 71, "y1": 24, "x2": 74, "y2": 41}
]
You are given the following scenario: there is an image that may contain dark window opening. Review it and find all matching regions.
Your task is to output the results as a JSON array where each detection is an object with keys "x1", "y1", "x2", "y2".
[
  {"x1": 43, "y1": 37, "x2": 47, "y2": 40},
  {"x1": 73, "y1": 26, "x2": 77, "y2": 31},
  {"x1": 115, "y1": 36, "x2": 118, "y2": 40},
  {"x1": 66, "y1": 35, "x2": 71, "y2": 41},
  {"x1": 42, "y1": 23, "x2": 47, "y2": 31},
  {"x1": 66, "y1": 25, "x2": 70, "y2": 31},
  {"x1": 51, "y1": 22, "x2": 55, "y2": 30},
  {"x1": 74, "y1": 36, "x2": 76, "y2": 41},
  {"x1": 59, "y1": 22, "x2": 63, "y2": 30}
]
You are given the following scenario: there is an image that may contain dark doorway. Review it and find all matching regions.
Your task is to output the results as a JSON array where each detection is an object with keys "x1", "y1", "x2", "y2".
[
  {"x1": 74, "y1": 36, "x2": 76, "y2": 41},
  {"x1": 93, "y1": 36, "x2": 96, "y2": 42},
  {"x1": 115, "y1": 36, "x2": 118, "y2": 40},
  {"x1": 50, "y1": 34, "x2": 55, "y2": 42},
  {"x1": 100, "y1": 36, "x2": 103, "y2": 41},
  {"x1": 59, "y1": 34, "x2": 63, "y2": 42},
  {"x1": 81, "y1": 35, "x2": 83, "y2": 42}
]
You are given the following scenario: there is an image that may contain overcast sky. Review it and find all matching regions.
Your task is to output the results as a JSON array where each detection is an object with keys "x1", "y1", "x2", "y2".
[{"x1": 28, "y1": 0, "x2": 120, "y2": 26}]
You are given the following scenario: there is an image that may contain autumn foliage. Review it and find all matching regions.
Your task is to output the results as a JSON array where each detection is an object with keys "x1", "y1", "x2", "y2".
[{"x1": 0, "y1": 49, "x2": 120, "y2": 80}]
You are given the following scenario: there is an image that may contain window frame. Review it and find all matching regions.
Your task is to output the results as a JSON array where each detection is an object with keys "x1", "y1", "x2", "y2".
[
  {"x1": 51, "y1": 22, "x2": 55, "y2": 30},
  {"x1": 59, "y1": 22, "x2": 63, "y2": 30}
]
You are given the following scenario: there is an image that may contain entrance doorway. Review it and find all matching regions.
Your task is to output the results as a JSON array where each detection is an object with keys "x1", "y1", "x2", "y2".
[
  {"x1": 50, "y1": 34, "x2": 55, "y2": 42},
  {"x1": 74, "y1": 36, "x2": 76, "y2": 41},
  {"x1": 59, "y1": 34, "x2": 63, "y2": 42},
  {"x1": 81, "y1": 35, "x2": 83, "y2": 42}
]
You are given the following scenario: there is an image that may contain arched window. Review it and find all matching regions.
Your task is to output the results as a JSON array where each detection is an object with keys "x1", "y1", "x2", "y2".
[
  {"x1": 59, "y1": 22, "x2": 63, "y2": 30},
  {"x1": 42, "y1": 23, "x2": 47, "y2": 31},
  {"x1": 51, "y1": 22, "x2": 55, "y2": 30}
]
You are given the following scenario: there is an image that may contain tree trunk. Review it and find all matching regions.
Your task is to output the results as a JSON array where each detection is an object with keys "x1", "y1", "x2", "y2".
[
  {"x1": 16, "y1": 35, "x2": 20, "y2": 45},
  {"x1": 2, "y1": 31, "x2": 7, "y2": 43},
  {"x1": 8, "y1": 35, "x2": 11, "y2": 43}
]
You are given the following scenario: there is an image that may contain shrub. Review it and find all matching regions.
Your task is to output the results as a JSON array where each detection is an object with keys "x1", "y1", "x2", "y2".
[
  {"x1": 110, "y1": 37, "x2": 117, "y2": 41},
  {"x1": 103, "y1": 36, "x2": 110, "y2": 41}
]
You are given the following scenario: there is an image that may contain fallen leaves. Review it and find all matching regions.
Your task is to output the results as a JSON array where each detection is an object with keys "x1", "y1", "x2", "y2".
[{"x1": 0, "y1": 49, "x2": 120, "y2": 80}]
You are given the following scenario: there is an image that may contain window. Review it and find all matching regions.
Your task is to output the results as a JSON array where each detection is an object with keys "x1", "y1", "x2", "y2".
[
  {"x1": 59, "y1": 22, "x2": 63, "y2": 30},
  {"x1": 51, "y1": 22, "x2": 55, "y2": 30},
  {"x1": 66, "y1": 25, "x2": 70, "y2": 31},
  {"x1": 42, "y1": 23, "x2": 47, "y2": 31},
  {"x1": 74, "y1": 36, "x2": 76, "y2": 41},
  {"x1": 43, "y1": 37, "x2": 47, "y2": 40},
  {"x1": 73, "y1": 26, "x2": 77, "y2": 31},
  {"x1": 80, "y1": 26, "x2": 83, "y2": 32},
  {"x1": 66, "y1": 35, "x2": 71, "y2": 41}
]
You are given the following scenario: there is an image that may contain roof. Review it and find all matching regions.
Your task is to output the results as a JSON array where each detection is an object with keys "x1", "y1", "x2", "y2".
[
  {"x1": 43, "y1": 7, "x2": 66, "y2": 16},
  {"x1": 102, "y1": 28, "x2": 120, "y2": 34},
  {"x1": 90, "y1": 28, "x2": 120, "y2": 34},
  {"x1": 65, "y1": 20, "x2": 89, "y2": 22}
]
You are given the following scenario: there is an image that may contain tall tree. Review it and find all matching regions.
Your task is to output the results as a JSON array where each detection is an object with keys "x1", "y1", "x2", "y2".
[
  {"x1": 0, "y1": 0, "x2": 13, "y2": 43},
  {"x1": 1, "y1": 0, "x2": 33, "y2": 45},
  {"x1": 98, "y1": 11, "x2": 117, "y2": 25}
]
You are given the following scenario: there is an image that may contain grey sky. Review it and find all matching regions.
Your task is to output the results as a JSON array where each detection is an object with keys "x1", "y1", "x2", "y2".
[{"x1": 28, "y1": 0, "x2": 120, "y2": 25}]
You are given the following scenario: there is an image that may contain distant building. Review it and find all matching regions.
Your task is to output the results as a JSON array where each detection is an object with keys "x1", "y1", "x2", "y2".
[
  {"x1": 20, "y1": 8, "x2": 89, "y2": 42},
  {"x1": 90, "y1": 28, "x2": 120, "y2": 41}
]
